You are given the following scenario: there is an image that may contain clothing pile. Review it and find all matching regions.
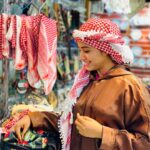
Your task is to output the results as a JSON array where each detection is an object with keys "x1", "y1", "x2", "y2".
[{"x1": 1, "y1": 110, "x2": 61, "y2": 150}]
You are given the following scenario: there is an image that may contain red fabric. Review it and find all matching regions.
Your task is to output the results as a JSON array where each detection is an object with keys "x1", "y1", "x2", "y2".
[
  {"x1": 26, "y1": 16, "x2": 40, "y2": 86},
  {"x1": 74, "y1": 18, "x2": 125, "y2": 64},
  {"x1": 32, "y1": 15, "x2": 42, "y2": 51},
  {"x1": 37, "y1": 15, "x2": 57, "y2": 95},
  {"x1": 14, "y1": 16, "x2": 27, "y2": 70},
  {"x1": 25, "y1": 14, "x2": 57, "y2": 94},
  {"x1": 69, "y1": 65, "x2": 89, "y2": 99},
  {"x1": 20, "y1": 16, "x2": 28, "y2": 62},
  {"x1": 12, "y1": 15, "x2": 16, "y2": 50},
  {"x1": 3, "y1": 110, "x2": 29, "y2": 132},
  {"x1": 0, "y1": 14, "x2": 57, "y2": 95},
  {"x1": 0, "y1": 15, "x2": 3, "y2": 59},
  {"x1": 7, "y1": 15, "x2": 16, "y2": 58},
  {"x1": 1, "y1": 14, "x2": 9, "y2": 58}
]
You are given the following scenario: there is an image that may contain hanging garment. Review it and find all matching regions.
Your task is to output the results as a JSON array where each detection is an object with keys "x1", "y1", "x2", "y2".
[
  {"x1": 0, "y1": 13, "x2": 57, "y2": 95},
  {"x1": 25, "y1": 15, "x2": 41, "y2": 88},
  {"x1": 6, "y1": 15, "x2": 27, "y2": 69},
  {"x1": 37, "y1": 15, "x2": 57, "y2": 95},
  {"x1": 6, "y1": 15, "x2": 17, "y2": 58},
  {"x1": 0, "y1": 15, "x2": 2, "y2": 59},
  {"x1": 15, "y1": 15, "x2": 27, "y2": 70},
  {"x1": 20, "y1": 16, "x2": 28, "y2": 63},
  {"x1": 1, "y1": 14, "x2": 10, "y2": 58}
]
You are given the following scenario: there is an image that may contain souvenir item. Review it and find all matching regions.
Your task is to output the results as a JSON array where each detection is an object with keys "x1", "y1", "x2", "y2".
[
  {"x1": 130, "y1": 29, "x2": 142, "y2": 41},
  {"x1": 138, "y1": 58, "x2": 146, "y2": 68},
  {"x1": 120, "y1": 21, "x2": 129, "y2": 31},
  {"x1": 17, "y1": 79, "x2": 29, "y2": 94},
  {"x1": 131, "y1": 46, "x2": 142, "y2": 56},
  {"x1": 123, "y1": 36, "x2": 130, "y2": 45}
]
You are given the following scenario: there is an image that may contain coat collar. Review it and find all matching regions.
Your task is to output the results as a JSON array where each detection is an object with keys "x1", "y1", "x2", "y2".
[{"x1": 90, "y1": 65, "x2": 132, "y2": 81}]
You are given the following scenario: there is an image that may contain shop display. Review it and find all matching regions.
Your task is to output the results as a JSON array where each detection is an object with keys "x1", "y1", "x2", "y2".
[
  {"x1": 129, "y1": 7, "x2": 150, "y2": 87},
  {"x1": 130, "y1": 29, "x2": 142, "y2": 41},
  {"x1": 0, "y1": 0, "x2": 150, "y2": 149}
]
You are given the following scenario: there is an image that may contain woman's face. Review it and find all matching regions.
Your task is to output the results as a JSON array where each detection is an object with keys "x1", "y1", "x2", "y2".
[{"x1": 77, "y1": 41, "x2": 108, "y2": 71}]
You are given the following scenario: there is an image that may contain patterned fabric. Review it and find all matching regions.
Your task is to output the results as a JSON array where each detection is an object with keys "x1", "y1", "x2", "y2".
[
  {"x1": 37, "y1": 15, "x2": 57, "y2": 95},
  {"x1": 1, "y1": 13, "x2": 57, "y2": 95},
  {"x1": 2, "y1": 129, "x2": 59, "y2": 150},
  {"x1": 15, "y1": 15, "x2": 27, "y2": 70},
  {"x1": 6, "y1": 15, "x2": 16, "y2": 58},
  {"x1": 25, "y1": 14, "x2": 57, "y2": 95},
  {"x1": 12, "y1": 15, "x2": 17, "y2": 50},
  {"x1": 25, "y1": 15, "x2": 41, "y2": 89},
  {"x1": 0, "y1": 15, "x2": 2, "y2": 59},
  {"x1": 1, "y1": 14, "x2": 10, "y2": 58},
  {"x1": 73, "y1": 18, "x2": 133, "y2": 64},
  {"x1": 20, "y1": 16, "x2": 28, "y2": 62},
  {"x1": 2, "y1": 110, "x2": 29, "y2": 132},
  {"x1": 32, "y1": 15, "x2": 42, "y2": 51},
  {"x1": 58, "y1": 66, "x2": 90, "y2": 150},
  {"x1": 69, "y1": 65, "x2": 90, "y2": 99},
  {"x1": 2, "y1": 110, "x2": 60, "y2": 149}
]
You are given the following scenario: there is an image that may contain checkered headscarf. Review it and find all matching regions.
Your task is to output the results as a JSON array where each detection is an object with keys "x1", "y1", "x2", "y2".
[{"x1": 73, "y1": 18, "x2": 133, "y2": 64}]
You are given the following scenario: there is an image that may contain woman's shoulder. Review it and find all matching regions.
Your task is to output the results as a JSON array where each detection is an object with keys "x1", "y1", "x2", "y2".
[{"x1": 109, "y1": 67, "x2": 145, "y2": 90}]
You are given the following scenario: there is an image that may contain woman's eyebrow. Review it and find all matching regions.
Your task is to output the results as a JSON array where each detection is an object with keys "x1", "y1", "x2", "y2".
[{"x1": 80, "y1": 46, "x2": 90, "y2": 49}]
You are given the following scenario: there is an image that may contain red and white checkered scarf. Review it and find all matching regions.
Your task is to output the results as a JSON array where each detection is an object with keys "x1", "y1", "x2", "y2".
[{"x1": 59, "y1": 18, "x2": 133, "y2": 150}]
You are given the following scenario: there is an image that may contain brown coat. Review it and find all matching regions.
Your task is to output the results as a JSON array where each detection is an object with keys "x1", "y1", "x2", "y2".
[{"x1": 29, "y1": 67, "x2": 150, "y2": 150}]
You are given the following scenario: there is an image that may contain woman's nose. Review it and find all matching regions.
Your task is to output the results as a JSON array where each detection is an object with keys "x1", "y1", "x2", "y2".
[{"x1": 79, "y1": 52, "x2": 85, "y2": 61}]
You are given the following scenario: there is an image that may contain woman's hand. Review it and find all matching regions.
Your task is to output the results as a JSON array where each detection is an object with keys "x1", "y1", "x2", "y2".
[
  {"x1": 75, "y1": 113, "x2": 103, "y2": 138},
  {"x1": 10, "y1": 115, "x2": 31, "y2": 141}
]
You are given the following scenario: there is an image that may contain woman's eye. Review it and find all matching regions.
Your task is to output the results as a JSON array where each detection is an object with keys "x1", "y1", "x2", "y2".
[{"x1": 84, "y1": 50, "x2": 90, "y2": 53}]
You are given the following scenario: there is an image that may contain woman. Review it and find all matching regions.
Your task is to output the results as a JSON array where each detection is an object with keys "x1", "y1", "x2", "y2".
[{"x1": 12, "y1": 18, "x2": 150, "y2": 150}]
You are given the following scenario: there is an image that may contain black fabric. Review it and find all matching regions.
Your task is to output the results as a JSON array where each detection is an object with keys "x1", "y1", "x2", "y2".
[{"x1": 1, "y1": 131, "x2": 61, "y2": 150}]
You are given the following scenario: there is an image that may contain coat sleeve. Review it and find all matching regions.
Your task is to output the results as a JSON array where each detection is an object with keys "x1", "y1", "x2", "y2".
[
  {"x1": 99, "y1": 84, "x2": 150, "y2": 150},
  {"x1": 28, "y1": 111, "x2": 59, "y2": 132}
]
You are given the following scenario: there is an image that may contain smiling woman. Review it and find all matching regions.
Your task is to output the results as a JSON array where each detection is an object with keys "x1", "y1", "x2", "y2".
[
  {"x1": 78, "y1": 41, "x2": 115, "y2": 75},
  {"x1": 11, "y1": 18, "x2": 150, "y2": 150}
]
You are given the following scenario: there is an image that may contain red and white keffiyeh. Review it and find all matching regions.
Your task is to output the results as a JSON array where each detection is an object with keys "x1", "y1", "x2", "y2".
[
  {"x1": 59, "y1": 18, "x2": 134, "y2": 150},
  {"x1": 73, "y1": 18, "x2": 133, "y2": 64}
]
